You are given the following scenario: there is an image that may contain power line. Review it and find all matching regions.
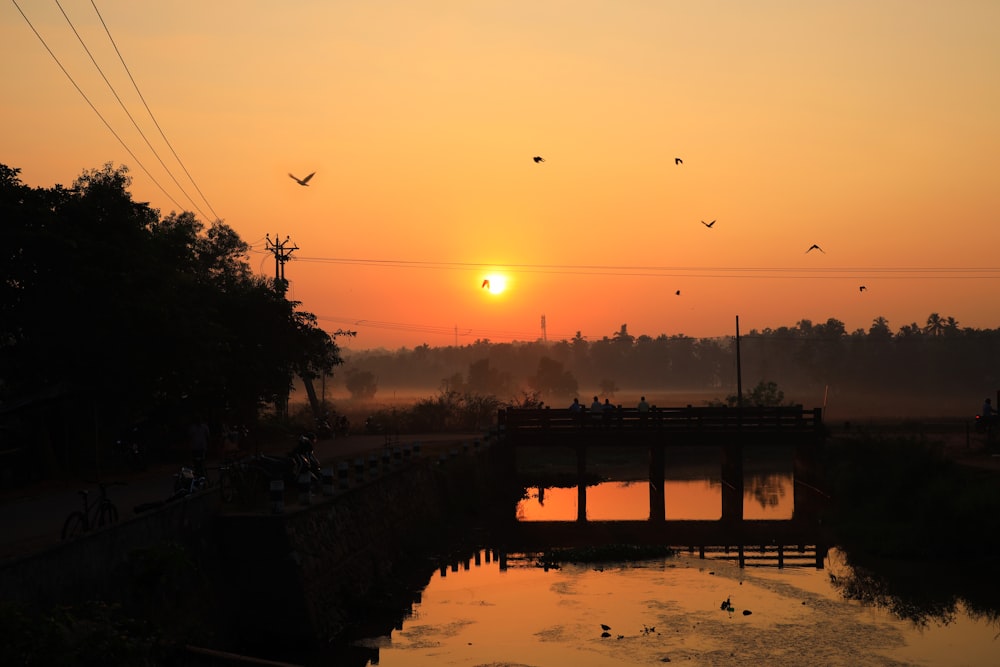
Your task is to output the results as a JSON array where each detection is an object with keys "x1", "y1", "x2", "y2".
[
  {"x1": 315, "y1": 315, "x2": 580, "y2": 342},
  {"x1": 89, "y1": 0, "x2": 220, "y2": 221},
  {"x1": 11, "y1": 0, "x2": 184, "y2": 211},
  {"x1": 54, "y1": 0, "x2": 211, "y2": 221},
  {"x1": 293, "y1": 255, "x2": 1000, "y2": 280}
]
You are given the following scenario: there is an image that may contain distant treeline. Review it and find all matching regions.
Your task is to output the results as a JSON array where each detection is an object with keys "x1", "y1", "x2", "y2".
[{"x1": 339, "y1": 319, "x2": 1000, "y2": 411}]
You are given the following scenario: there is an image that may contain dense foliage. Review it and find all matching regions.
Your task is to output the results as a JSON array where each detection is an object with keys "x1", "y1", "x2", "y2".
[
  {"x1": 823, "y1": 434, "x2": 1000, "y2": 626},
  {"x1": 0, "y1": 163, "x2": 341, "y2": 468}
]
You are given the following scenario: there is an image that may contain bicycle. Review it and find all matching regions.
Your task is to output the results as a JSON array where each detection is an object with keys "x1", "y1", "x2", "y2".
[{"x1": 61, "y1": 481, "x2": 125, "y2": 540}]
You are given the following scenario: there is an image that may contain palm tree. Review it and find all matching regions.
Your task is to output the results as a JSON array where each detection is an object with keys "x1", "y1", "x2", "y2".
[{"x1": 924, "y1": 313, "x2": 946, "y2": 337}]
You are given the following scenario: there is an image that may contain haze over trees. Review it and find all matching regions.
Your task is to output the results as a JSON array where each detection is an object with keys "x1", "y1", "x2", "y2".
[
  {"x1": 1, "y1": 163, "x2": 342, "y2": 468},
  {"x1": 336, "y1": 318, "x2": 1000, "y2": 419}
]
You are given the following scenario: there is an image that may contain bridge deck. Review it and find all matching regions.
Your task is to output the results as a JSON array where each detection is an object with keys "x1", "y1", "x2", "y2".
[{"x1": 497, "y1": 405, "x2": 824, "y2": 446}]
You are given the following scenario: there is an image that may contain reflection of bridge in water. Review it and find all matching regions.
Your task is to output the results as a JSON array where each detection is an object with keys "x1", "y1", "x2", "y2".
[{"x1": 493, "y1": 405, "x2": 830, "y2": 568}]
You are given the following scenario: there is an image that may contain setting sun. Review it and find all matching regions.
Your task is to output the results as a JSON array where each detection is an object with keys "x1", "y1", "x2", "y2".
[{"x1": 483, "y1": 274, "x2": 507, "y2": 295}]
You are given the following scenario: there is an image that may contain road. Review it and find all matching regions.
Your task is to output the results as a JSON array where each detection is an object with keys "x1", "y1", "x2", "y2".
[{"x1": 0, "y1": 432, "x2": 482, "y2": 562}]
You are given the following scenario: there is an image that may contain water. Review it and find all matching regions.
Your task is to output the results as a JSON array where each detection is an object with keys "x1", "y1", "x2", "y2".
[
  {"x1": 346, "y1": 447, "x2": 999, "y2": 666},
  {"x1": 352, "y1": 548, "x2": 997, "y2": 666}
]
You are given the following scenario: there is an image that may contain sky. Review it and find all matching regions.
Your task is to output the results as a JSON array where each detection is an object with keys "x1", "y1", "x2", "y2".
[{"x1": 4, "y1": 1, "x2": 1000, "y2": 351}]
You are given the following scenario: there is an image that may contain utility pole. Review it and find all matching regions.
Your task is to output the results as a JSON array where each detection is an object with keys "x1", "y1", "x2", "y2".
[
  {"x1": 735, "y1": 315, "x2": 743, "y2": 408},
  {"x1": 264, "y1": 234, "x2": 298, "y2": 418},
  {"x1": 265, "y1": 233, "x2": 298, "y2": 294},
  {"x1": 541, "y1": 314, "x2": 547, "y2": 343}
]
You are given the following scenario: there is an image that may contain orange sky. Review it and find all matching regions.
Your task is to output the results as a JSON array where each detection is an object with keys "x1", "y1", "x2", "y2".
[{"x1": 5, "y1": 1, "x2": 999, "y2": 350}]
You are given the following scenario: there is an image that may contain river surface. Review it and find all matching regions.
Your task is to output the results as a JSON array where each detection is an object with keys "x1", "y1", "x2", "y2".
[
  {"x1": 352, "y1": 547, "x2": 996, "y2": 666},
  {"x1": 345, "y1": 447, "x2": 999, "y2": 666}
]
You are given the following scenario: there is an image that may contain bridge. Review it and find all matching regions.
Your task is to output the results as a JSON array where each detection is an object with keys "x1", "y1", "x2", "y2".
[
  {"x1": 492, "y1": 405, "x2": 830, "y2": 567},
  {"x1": 497, "y1": 404, "x2": 825, "y2": 446}
]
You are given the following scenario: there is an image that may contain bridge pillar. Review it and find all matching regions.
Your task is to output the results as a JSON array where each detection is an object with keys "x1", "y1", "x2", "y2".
[
  {"x1": 793, "y1": 435, "x2": 828, "y2": 521},
  {"x1": 721, "y1": 442, "x2": 744, "y2": 522},
  {"x1": 576, "y1": 445, "x2": 587, "y2": 522},
  {"x1": 648, "y1": 444, "x2": 665, "y2": 521}
]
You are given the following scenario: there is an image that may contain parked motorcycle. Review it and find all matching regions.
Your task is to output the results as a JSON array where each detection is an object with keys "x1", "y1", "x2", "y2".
[{"x1": 288, "y1": 433, "x2": 322, "y2": 490}]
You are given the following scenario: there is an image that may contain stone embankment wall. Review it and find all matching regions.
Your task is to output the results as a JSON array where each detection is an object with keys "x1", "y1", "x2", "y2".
[
  {"x1": 0, "y1": 435, "x2": 501, "y2": 658},
  {"x1": 215, "y1": 440, "x2": 499, "y2": 653}
]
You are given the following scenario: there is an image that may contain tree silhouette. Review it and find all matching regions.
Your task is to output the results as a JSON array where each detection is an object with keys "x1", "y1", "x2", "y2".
[{"x1": 1, "y1": 163, "x2": 341, "y2": 469}]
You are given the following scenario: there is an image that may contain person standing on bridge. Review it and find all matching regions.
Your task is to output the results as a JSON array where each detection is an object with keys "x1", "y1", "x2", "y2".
[
  {"x1": 590, "y1": 396, "x2": 603, "y2": 426},
  {"x1": 602, "y1": 398, "x2": 615, "y2": 427},
  {"x1": 638, "y1": 396, "x2": 650, "y2": 428}
]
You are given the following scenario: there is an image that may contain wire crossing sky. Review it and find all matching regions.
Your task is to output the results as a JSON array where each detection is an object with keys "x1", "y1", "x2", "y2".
[{"x1": 5, "y1": 1, "x2": 999, "y2": 349}]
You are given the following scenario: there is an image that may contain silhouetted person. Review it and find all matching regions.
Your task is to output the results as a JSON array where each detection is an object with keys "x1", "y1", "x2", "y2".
[
  {"x1": 982, "y1": 398, "x2": 997, "y2": 438},
  {"x1": 590, "y1": 396, "x2": 602, "y2": 426},
  {"x1": 637, "y1": 396, "x2": 650, "y2": 428},
  {"x1": 189, "y1": 416, "x2": 210, "y2": 477},
  {"x1": 602, "y1": 398, "x2": 614, "y2": 427}
]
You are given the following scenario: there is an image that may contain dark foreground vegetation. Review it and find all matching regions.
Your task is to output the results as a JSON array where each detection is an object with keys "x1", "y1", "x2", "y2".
[
  {"x1": 823, "y1": 434, "x2": 1000, "y2": 628},
  {"x1": 1, "y1": 163, "x2": 341, "y2": 477}
]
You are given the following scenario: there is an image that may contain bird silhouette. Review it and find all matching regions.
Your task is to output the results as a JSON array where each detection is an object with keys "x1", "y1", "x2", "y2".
[
  {"x1": 601, "y1": 624, "x2": 611, "y2": 631},
  {"x1": 675, "y1": 290, "x2": 681, "y2": 296},
  {"x1": 482, "y1": 279, "x2": 490, "y2": 289},
  {"x1": 533, "y1": 156, "x2": 545, "y2": 163},
  {"x1": 805, "y1": 244, "x2": 825, "y2": 254},
  {"x1": 859, "y1": 285, "x2": 866, "y2": 292},
  {"x1": 288, "y1": 172, "x2": 315, "y2": 186},
  {"x1": 675, "y1": 157, "x2": 683, "y2": 165},
  {"x1": 701, "y1": 220, "x2": 716, "y2": 228}
]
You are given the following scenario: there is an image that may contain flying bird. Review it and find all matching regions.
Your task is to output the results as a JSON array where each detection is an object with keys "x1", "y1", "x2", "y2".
[
  {"x1": 533, "y1": 156, "x2": 545, "y2": 163},
  {"x1": 701, "y1": 220, "x2": 716, "y2": 228},
  {"x1": 859, "y1": 285, "x2": 866, "y2": 292},
  {"x1": 482, "y1": 279, "x2": 490, "y2": 290},
  {"x1": 601, "y1": 624, "x2": 611, "y2": 631},
  {"x1": 675, "y1": 157, "x2": 683, "y2": 165},
  {"x1": 805, "y1": 244, "x2": 825, "y2": 254},
  {"x1": 288, "y1": 172, "x2": 315, "y2": 186},
  {"x1": 675, "y1": 290, "x2": 681, "y2": 296}
]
